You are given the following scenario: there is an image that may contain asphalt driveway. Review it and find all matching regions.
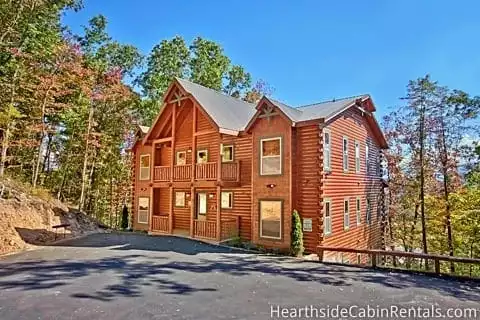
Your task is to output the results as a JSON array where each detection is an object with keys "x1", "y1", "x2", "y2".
[{"x1": 0, "y1": 233, "x2": 479, "y2": 320}]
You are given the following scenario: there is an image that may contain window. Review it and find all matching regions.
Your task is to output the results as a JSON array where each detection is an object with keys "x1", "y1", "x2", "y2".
[
  {"x1": 323, "y1": 129, "x2": 331, "y2": 171},
  {"x1": 344, "y1": 198, "x2": 350, "y2": 230},
  {"x1": 139, "y1": 154, "x2": 150, "y2": 180},
  {"x1": 138, "y1": 197, "x2": 149, "y2": 224},
  {"x1": 197, "y1": 193, "x2": 207, "y2": 215},
  {"x1": 365, "y1": 144, "x2": 369, "y2": 174},
  {"x1": 221, "y1": 144, "x2": 234, "y2": 162},
  {"x1": 221, "y1": 191, "x2": 233, "y2": 209},
  {"x1": 355, "y1": 141, "x2": 360, "y2": 173},
  {"x1": 176, "y1": 151, "x2": 186, "y2": 165},
  {"x1": 343, "y1": 137, "x2": 349, "y2": 172},
  {"x1": 356, "y1": 197, "x2": 361, "y2": 225},
  {"x1": 175, "y1": 192, "x2": 186, "y2": 207},
  {"x1": 197, "y1": 150, "x2": 208, "y2": 164},
  {"x1": 324, "y1": 198, "x2": 332, "y2": 235},
  {"x1": 260, "y1": 200, "x2": 282, "y2": 239},
  {"x1": 366, "y1": 198, "x2": 372, "y2": 225},
  {"x1": 260, "y1": 137, "x2": 282, "y2": 175}
]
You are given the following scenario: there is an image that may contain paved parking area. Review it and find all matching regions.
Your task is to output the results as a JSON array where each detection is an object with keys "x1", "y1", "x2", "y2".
[{"x1": 0, "y1": 233, "x2": 479, "y2": 319}]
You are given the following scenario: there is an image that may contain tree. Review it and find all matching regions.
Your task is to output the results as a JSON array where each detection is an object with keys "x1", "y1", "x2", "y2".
[
  {"x1": 291, "y1": 210, "x2": 304, "y2": 257},
  {"x1": 121, "y1": 205, "x2": 129, "y2": 230},
  {"x1": 223, "y1": 65, "x2": 251, "y2": 98},
  {"x1": 189, "y1": 37, "x2": 230, "y2": 91}
]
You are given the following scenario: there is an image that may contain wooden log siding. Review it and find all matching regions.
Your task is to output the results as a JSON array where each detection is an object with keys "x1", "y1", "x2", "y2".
[
  {"x1": 221, "y1": 161, "x2": 240, "y2": 181},
  {"x1": 321, "y1": 108, "x2": 384, "y2": 262},
  {"x1": 295, "y1": 125, "x2": 321, "y2": 253},
  {"x1": 220, "y1": 217, "x2": 240, "y2": 240}
]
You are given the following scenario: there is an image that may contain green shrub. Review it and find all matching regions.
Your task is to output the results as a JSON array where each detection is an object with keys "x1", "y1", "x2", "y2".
[
  {"x1": 291, "y1": 209, "x2": 304, "y2": 257},
  {"x1": 121, "y1": 205, "x2": 129, "y2": 230}
]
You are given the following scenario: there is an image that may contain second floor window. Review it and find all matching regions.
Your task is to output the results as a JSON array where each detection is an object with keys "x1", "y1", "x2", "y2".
[
  {"x1": 176, "y1": 151, "x2": 186, "y2": 165},
  {"x1": 356, "y1": 197, "x2": 361, "y2": 225},
  {"x1": 365, "y1": 144, "x2": 370, "y2": 174},
  {"x1": 355, "y1": 141, "x2": 360, "y2": 173},
  {"x1": 197, "y1": 150, "x2": 208, "y2": 164},
  {"x1": 260, "y1": 137, "x2": 281, "y2": 175},
  {"x1": 221, "y1": 191, "x2": 233, "y2": 209},
  {"x1": 221, "y1": 144, "x2": 234, "y2": 162},
  {"x1": 343, "y1": 137, "x2": 349, "y2": 172},
  {"x1": 323, "y1": 129, "x2": 331, "y2": 171},
  {"x1": 139, "y1": 154, "x2": 150, "y2": 180}
]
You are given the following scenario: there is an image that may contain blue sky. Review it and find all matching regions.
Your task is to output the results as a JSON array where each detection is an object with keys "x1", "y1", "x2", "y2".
[{"x1": 62, "y1": 0, "x2": 480, "y2": 119}]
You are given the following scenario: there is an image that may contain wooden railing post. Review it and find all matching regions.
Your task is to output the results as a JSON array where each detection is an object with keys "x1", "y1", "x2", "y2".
[
  {"x1": 317, "y1": 248, "x2": 324, "y2": 262},
  {"x1": 371, "y1": 252, "x2": 377, "y2": 268},
  {"x1": 434, "y1": 259, "x2": 440, "y2": 275}
]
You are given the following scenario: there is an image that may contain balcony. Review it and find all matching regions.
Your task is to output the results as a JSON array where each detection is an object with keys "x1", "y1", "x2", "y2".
[{"x1": 153, "y1": 161, "x2": 240, "y2": 183}]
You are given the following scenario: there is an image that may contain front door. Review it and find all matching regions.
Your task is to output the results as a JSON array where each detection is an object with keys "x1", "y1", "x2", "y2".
[{"x1": 196, "y1": 192, "x2": 207, "y2": 220}]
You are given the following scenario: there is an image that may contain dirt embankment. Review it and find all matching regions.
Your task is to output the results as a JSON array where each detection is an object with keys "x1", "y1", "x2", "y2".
[{"x1": 0, "y1": 179, "x2": 105, "y2": 255}]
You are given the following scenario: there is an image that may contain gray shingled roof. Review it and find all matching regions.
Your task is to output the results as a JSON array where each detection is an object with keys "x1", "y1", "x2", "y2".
[
  {"x1": 175, "y1": 78, "x2": 369, "y2": 131},
  {"x1": 176, "y1": 78, "x2": 256, "y2": 132},
  {"x1": 269, "y1": 95, "x2": 369, "y2": 123}
]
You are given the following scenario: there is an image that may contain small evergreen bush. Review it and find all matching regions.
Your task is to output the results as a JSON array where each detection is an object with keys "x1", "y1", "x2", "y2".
[
  {"x1": 291, "y1": 209, "x2": 304, "y2": 256},
  {"x1": 121, "y1": 205, "x2": 129, "y2": 230}
]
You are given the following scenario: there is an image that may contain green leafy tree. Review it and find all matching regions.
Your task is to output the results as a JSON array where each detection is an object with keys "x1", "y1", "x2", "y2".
[{"x1": 291, "y1": 210, "x2": 304, "y2": 257}]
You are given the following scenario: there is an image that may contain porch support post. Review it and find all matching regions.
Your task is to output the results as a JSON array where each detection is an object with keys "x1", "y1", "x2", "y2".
[
  {"x1": 170, "y1": 103, "x2": 176, "y2": 182},
  {"x1": 216, "y1": 185, "x2": 221, "y2": 241},
  {"x1": 149, "y1": 187, "x2": 154, "y2": 233},
  {"x1": 168, "y1": 186, "x2": 173, "y2": 234},
  {"x1": 191, "y1": 104, "x2": 197, "y2": 180},
  {"x1": 190, "y1": 186, "x2": 195, "y2": 237},
  {"x1": 151, "y1": 142, "x2": 156, "y2": 182}
]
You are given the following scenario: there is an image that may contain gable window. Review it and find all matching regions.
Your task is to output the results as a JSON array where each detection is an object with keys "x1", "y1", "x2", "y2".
[
  {"x1": 260, "y1": 137, "x2": 282, "y2": 175},
  {"x1": 197, "y1": 150, "x2": 208, "y2": 164},
  {"x1": 139, "y1": 154, "x2": 150, "y2": 180},
  {"x1": 366, "y1": 198, "x2": 372, "y2": 225},
  {"x1": 175, "y1": 192, "x2": 186, "y2": 207},
  {"x1": 221, "y1": 191, "x2": 233, "y2": 209},
  {"x1": 221, "y1": 144, "x2": 234, "y2": 162},
  {"x1": 323, "y1": 129, "x2": 331, "y2": 172},
  {"x1": 324, "y1": 198, "x2": 332, "y2": 235},
  {"x1": 260, "y1": 200, "x2": 282, "y2": 239},
  {"x1": 176, "y1": 151, "x2": 186, "y2": 165},
  {"x1": 355, "y1": 141, "x2": 360, "y2": 173},
  {"x1": 365, "y1": 144, "x2": 370, "y2": 174},
  {"x1": 356, "y1": 197, "x2": 361, "y2": 225},
  {"x1": 344, "y1": 198, "x2": 350, "y2": 230},
  {"x1": 343, "y1": 137, "x2": 349, "y2": 172},
  {"x1": 138, "y1": 197, "x2": 149, "y2": 224}
]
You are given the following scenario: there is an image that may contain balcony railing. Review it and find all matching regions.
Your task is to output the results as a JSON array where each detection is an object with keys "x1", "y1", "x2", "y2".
[
  {"x1": 153, "y1": 161, "x2": 240, "y2": 182},
  {"x1": 173, "y1": 164, "x2": 191, "y2": 181},
  {"x1": 153, "y1": 166, "x2": 170, "y2": 181},
  {"x1": 193, "y1": 220, "x2": 217, "y2": 239},
  {"x1": 152, "y1": 216, "x2": 169, "y2": 233}
]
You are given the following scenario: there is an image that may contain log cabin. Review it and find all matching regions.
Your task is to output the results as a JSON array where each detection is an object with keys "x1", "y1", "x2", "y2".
[{"x1": 131, "y1": 78, "x2": 388, "y2": 258}]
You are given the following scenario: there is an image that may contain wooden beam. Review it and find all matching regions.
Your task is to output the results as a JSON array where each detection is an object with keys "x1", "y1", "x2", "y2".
[
  {"x1": 153, "y1": 137, "x2": 172, "y2": 144},
  {"x1": 168, "y1": 186, "x2": 173, "y2": 234},
  {"x1": 170, "y1": 103, "x2": 176, "y2": 183},
  {"x1": 190, "y1": 186, "x2": 195, "y2": 237},
  {"x1": 216, "y1": 185, "x2": 221, "y2": 241},
  {"x1": 191, "y1": 104, "x2": 197, "y2": 182}
]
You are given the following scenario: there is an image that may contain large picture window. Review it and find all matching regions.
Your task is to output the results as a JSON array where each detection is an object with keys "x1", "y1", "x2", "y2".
[
  {"x1": 260, "y1": 200, "x2": 282, "y2": 239},
  {"x1": 260, "y1": 137, "x2": 281, "y2": 175},
  {"x1": 324, "y1": 199, "x2": 332, "y2": 235},
  {"x1": 138, "y1": 197, "x2": 149, "y2": 224},
  {"x1": 323, "y1": 129, "x2": 331, "y2": 171},
  {"x1": 139, "y1": 154, "x2": 150, "y2": 180}
]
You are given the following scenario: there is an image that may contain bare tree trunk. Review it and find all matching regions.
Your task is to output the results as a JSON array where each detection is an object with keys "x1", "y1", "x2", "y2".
[
  {"x1": 42, "y1": 133, "x2": 53, "y2": 173},
  {"x1": 79, "y1": 104, "x2": 94, "y2": 211},
  {"x1": 418, "y1": 103, "x2": 429, "y2": 269},
  {"x1": 32, "y1": 83, "x2": 53, "y2": 188}
]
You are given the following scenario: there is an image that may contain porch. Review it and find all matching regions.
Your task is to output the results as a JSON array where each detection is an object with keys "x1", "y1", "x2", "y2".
[
  {"x1": 150, "y1": 215, "x2": 240, "y2": 242},
  {"x1": 153, "y1": 161, "x2": 240, "y2": 183}
]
